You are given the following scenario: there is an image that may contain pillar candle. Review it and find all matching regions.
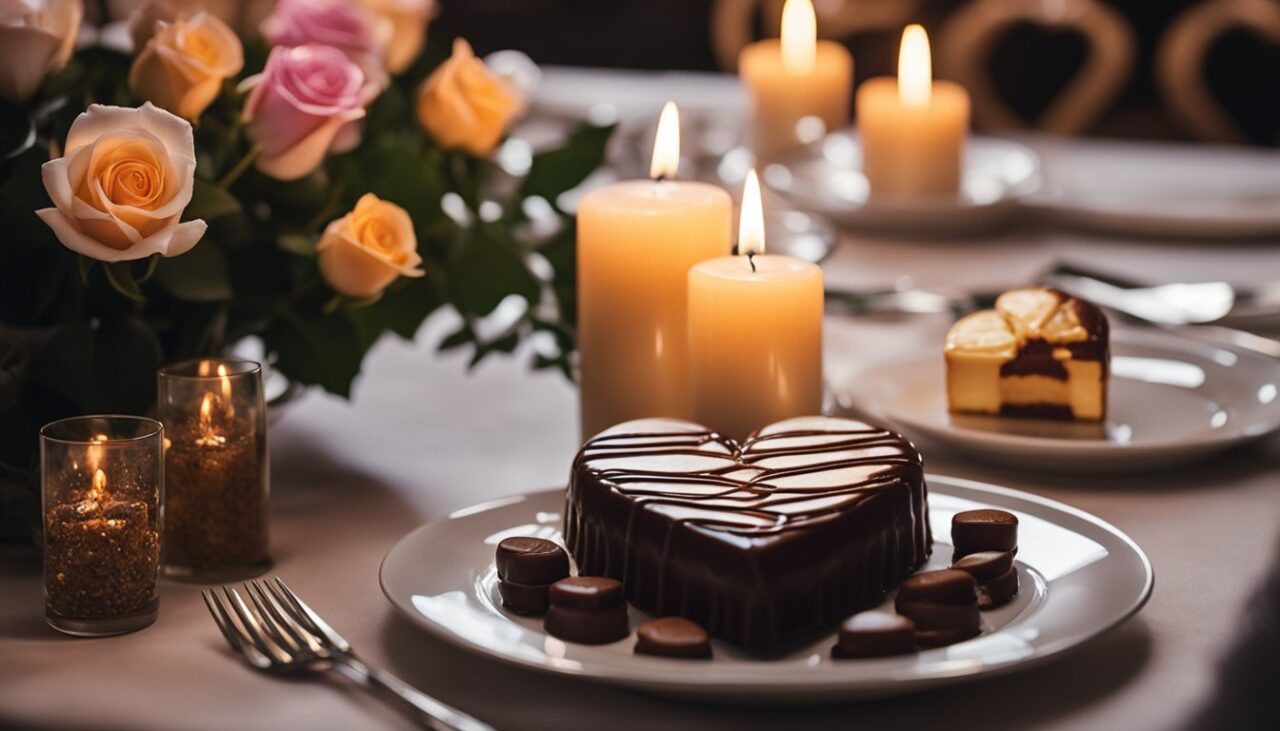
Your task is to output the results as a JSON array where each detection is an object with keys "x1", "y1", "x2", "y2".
[
  {"x1": 739, "y1": 0, "x2": 853, "y2": 161},
  {"x1": 857, "y1": 24, "x2": 971, "y2": 197},
  {"x1": 688, "y1": 170, "x2": 824, "y2": 442},
  {"x1": 578, "y1": 103, "x2": 734, "y2": 440}
]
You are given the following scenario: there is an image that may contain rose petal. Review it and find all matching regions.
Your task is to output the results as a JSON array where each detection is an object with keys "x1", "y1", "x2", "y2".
[
  {"x1": 254, "y1": 112, "x2": 362, "y2": 180},
  {"x1": 0, "y1": 26, "x2": 62, "y2": 103},
  {"x1": 36, "y1": 208, "x2": 149, "y2": 262}
]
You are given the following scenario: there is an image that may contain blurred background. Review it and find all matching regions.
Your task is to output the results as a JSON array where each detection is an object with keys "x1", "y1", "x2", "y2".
[{"x1": 431, "y1": 0, "x2": 1280, "y2": 146}]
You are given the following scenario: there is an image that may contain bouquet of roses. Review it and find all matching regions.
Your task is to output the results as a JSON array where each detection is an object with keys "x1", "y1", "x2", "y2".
[{"x1": 0, "y1": 0, "x2": 613, "y2": 540}]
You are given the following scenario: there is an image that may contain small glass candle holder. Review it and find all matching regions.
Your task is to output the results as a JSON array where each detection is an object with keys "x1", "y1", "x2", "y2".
[
  {"x1": 157, "y1": 359, "x2": 270, "y2": 581},
  {"x1": 41, "y1": 416, "x2": 164, "y2": 636}
]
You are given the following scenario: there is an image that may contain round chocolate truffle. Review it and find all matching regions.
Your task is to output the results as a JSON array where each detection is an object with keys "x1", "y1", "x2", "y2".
[
  {"x1": 497, "y1": 580, "x2": 550, "y2": 616},
  {"x1": 895, "y1": 569, "x2": 979, "y2": 606},
  {"x1": 544, "y1": 604, "x2": 629, "y2": 645},
  {"x1": 832, "y1": 611, "x2": 916, "y2": 659},
  {"x1": 634, "y1": 617, "x2": 712, "y2": 659},
  {"x1": 951, "y1": 550, "x2": 1015, "y2": 582},
  {"x1": 549, "y1": 576, "x2": 625, "y2": 610},
  {"x1": 496, "y1": 537, "x2": 570, "y2": 585},
  {"x1": 951, "y1": 509, "x2": 1018, "y2": 555}
]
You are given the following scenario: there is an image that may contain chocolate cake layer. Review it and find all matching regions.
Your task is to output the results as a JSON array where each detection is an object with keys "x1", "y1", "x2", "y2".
[{"x1": 565, "y1": 416, "x2": 931, "y2": 648}]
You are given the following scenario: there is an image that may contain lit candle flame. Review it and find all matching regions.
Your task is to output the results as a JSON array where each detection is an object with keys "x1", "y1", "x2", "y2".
[
  {"x1": 217, "y1": 364, "x2": 232, "y2": 402},
  {"x1": 898, "y1": 24, "x2": 932, "y2": 107},
  {"x1": 781, "y1": 0, "x2": 817, "y2": 75},
  {"x1": 738, "y1": 169, "x2": 766, "y2": 258},
  {"x1": 89, "y1": 469, "x2": 107, "y2": 501},
  {"x1": 650, "y1": 101, "x2": 681, "y2": 180},
  {"x1": 200, "y1": 392, "x2": 214, "y2": 433}
]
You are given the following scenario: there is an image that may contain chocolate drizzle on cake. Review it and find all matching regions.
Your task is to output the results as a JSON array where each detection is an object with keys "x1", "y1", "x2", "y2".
[{"x1": 565, "y1": 417, "x2": 931, "y2": 647}]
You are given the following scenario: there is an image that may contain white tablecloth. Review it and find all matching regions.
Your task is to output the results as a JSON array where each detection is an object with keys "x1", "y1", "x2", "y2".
[{"x1": 3, "y1": 134, "x2": 1279, "y2": 731}]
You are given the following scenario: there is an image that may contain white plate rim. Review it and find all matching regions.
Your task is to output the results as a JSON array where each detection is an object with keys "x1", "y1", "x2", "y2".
[
  {"x1": 379, "y1": 477, "x2": 1154, "y2": 699},
  {"x1": 844, "y1": 328, "x2": 1280, "y2": 456}
]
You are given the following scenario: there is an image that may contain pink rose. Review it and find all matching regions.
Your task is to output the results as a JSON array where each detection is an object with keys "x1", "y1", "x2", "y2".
[
  {"x1": 261, "y1": 0, "x2": 391, "y2": 66},
  {"x1": 242, "y1": 44, "x2": 369, "y2": 180}
]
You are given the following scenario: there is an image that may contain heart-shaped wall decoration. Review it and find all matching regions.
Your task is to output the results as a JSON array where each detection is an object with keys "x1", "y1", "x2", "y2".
[
  {"x1": 939, "y1": 0, "x2": 1136, "y2": 135},
  {"x1": 1158, "y1": 0, "x2": 1280, "y2": 144},
  {"x1": 565, "y1": 416, "x2": 931, "y2": 647}
]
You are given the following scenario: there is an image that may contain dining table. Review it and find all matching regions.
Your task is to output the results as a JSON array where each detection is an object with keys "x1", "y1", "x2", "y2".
[{"x1": 2, "y1": 71, "x2": 1279, "y2": 731}]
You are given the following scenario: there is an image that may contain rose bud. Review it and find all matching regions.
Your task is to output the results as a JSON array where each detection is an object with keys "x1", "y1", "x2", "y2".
[
  {"x1": 0, "y1": 0, "x2": 82, "y2": 103},
  {"x1": 417, "y1": 38, "x2": 522, "y2": 157},
  {"x1": 316, "y1": 193, "x2": 425, "y2": 297},
  {"x1": 37, "y1": 103, "x2": 207, "y2": 262},
  {"x1": 129, "y1": 11, "x2": 244, "y2": 120}
]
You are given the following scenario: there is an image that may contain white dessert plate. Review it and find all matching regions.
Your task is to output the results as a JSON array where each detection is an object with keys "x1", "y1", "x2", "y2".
[
  {"x1": 380, "y1": 477, "x2": 1152, "y2": 703},
  {"x1": 1026, "y1": 139, "x2": 1280, "y2": 240},
  {"x1": 764, "y1": 131, "x2": 1042, "y2": 235},
  {"x1": 836, "y1": 328, "x2": 1280, "y2": 473}
]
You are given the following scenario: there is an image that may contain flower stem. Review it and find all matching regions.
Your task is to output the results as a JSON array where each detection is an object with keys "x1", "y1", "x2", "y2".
[{"x1": 217, "y1": 144, "x2": 261, "y2": 190}]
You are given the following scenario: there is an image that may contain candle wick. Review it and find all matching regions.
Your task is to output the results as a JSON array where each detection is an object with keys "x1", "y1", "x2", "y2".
[
  {"x1": 653, "y1": 174, "x2": 668, "y2": 183},
  {"x1": 748, "y1": 252, "x2": 757, "y2": 273}
]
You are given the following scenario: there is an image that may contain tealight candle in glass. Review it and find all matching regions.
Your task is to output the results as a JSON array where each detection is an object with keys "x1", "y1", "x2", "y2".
[
  {"x1": 41, "y1": 416, "x2": 164, "y2": 636},
  {"x1": 157, "y1": 359, "x2": 270, "y2": 581}
]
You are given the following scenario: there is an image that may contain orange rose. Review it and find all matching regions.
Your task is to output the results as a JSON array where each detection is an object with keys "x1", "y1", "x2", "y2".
[
  {"x1": 37, "y1": 103, "x2": 206, "y2": 262},
  {"x1": 129, "y1": 11, "x2": 244, "y2": 121},
  {"x1": 317, "y1": 194, "x2": 424, "y2": 297},
  {"x1": 417, "y1": 38, "x2": 521, "y2": 157},
  {"x1": 355, "y1": 0, "x2": 435, "y2": 74}
]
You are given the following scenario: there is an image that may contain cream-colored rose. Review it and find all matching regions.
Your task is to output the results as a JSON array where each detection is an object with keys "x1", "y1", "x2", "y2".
[
  {"x1": 129, "y1": 11, "x2": 244, "y2": 120},
  {"x1": 37, "y1": 103, "x2": 206, "y2": 262},
  {"x1": 317, "y1": 193, "x2": 424, "y2": 297},
  {"x1": 417, "y1": 38, "x2": 521, "y2": 157},
  {"x1": 355, "y1": 0, "x2": 435, "y2": 74},
  {"x1": 126, "y1": 0, "x2": 175, "y2": 50},
  {"x1": 0, "y1": 0, "x2": 82, "y2": 103}
]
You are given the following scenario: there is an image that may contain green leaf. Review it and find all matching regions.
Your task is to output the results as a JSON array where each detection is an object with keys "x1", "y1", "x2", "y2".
[
  {"x1": 448, "y1": 229, "x2": 540, "y2": 317},
  {"x1": 28, "y1": 318, "x2": 161, "y2": 413},
  {"x1": 186, "y1": 178, "x2": 243, "y2": 220},
  {"x1": 153, "y1": 244, "x2": 233, "y2": 302},
  {"x1": 277, "y1": 232, "x2": 316, "y2": 257},
  {"x1": 519, "y1": 123, "x2": 616, "y2": 202},
  {"x1": 262, "y1": 314, "x2": 366, "y2": 397},
  {"x1": 346, "y1": 275, "x2": 441, "y2": 346},
  {"x1": 346, "y1": 137, "x2": 448, "y2": 228}
]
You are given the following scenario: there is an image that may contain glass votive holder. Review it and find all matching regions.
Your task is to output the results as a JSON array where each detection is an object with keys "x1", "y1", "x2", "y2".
[
  {"x1": 157, "y1": 359, "x2": 270, "y2": 581},
  {"x1": 41, "y1": 416, "x2": 164, "y2": 636}
]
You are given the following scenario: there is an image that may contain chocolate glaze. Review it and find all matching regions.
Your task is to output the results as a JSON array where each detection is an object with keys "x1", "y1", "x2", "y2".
[
  {"x1": 995, "y1": 291, "x2": 1109, "y2": 415},
  {"x1": 496, "y1": 537, "x2": 569, "y2": 585},
  {"x1": 565, "y1": 416, "x2": 931, "y2": 648},
  {"x1": 952, "y1": 509, "x2": 1019, "y2": 556},
  {"x1": 543, "y1": 604, "x2": 629, "y2": 645},
  {"x1": 952, "y1": 551, "x2": 1014, "y2": 581}
]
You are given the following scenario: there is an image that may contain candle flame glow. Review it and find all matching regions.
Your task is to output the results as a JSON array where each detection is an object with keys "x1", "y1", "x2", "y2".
[
  {"x1": 90, "y1": 469, "x2": 106, "y2": 500},
  {"x1": 86, "y1": 433, "x2": 109, "y2": 472},
  {"x1": 200, "y1": 393, "x2": 214, "y2": 432},
  {"x1": 898, "y1": 24, "x2": 932, "y2": 107},
  {"x1": 781, "y1": 0, "x2": 817, "y2": 75},
  {"x1": 217, "y1": 363, "x2": 232, "y2": 403},
  {"x1": 738, "y1": 169, "x2": 766, "y2": 258},
  {"x1": 650, "y1": 101, "x2": 681, "y2": 180}
]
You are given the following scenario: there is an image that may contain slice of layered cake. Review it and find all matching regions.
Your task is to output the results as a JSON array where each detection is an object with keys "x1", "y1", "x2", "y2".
[{"x1": 945, "y1": 287, "x2": 1109, "y2": 421}]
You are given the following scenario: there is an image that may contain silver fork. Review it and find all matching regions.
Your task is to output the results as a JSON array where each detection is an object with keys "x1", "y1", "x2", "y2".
[{"x1": 203, "y1": 578, "x2": 494, "y2": 731}]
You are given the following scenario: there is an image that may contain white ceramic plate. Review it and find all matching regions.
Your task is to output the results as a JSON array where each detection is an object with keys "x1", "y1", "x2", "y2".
[
  {"x1": 764, "y1": 131, "x2": 1042, "y2": 235},
  {"x1": 380, "y1": 477, "x2": 1152, "y2": 703},
  {"x1": 837, "y1": 328, "x2": 1280, "y2": 473},
  {"x1": 1026, "y1": 139, "x2": 1280, "y2": 240}
]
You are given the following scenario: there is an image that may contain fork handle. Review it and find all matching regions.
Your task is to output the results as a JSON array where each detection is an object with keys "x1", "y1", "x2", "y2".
[{"x1": 331, "y1": 655, "x2": 495, "y2": 731}]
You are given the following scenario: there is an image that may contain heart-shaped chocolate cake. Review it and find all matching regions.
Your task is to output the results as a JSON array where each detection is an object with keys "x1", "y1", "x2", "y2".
[{"x1": 565, "y1": 416, "x2": 931, "y2": 647}]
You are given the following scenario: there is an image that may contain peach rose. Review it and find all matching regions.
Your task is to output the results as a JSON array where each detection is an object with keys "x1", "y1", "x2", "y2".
[
  {"x1": 316, "y1": 193, "x2": 424, "y2": 297},
  {"x1": 128, "y1": 11, "x2": 244, "y2": 120},
  {"x1": 126, "y1": 0, "x2": 175, "y2": 50},
  {"x1": 0, "y1": 0, "x2": 82, "y2": 103},
  {"x1": 37, "y1": 103, "x2": 206, "y2": 262},
  {"x1": 417, "y1": 38, "x2": 521, "y2": 157},
  {"x1": 242, "y1": 44, "x2": 370, "y2": 181},
  {"x1": 355, "y1": 0, "x2": 435, "y2": 74}
]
